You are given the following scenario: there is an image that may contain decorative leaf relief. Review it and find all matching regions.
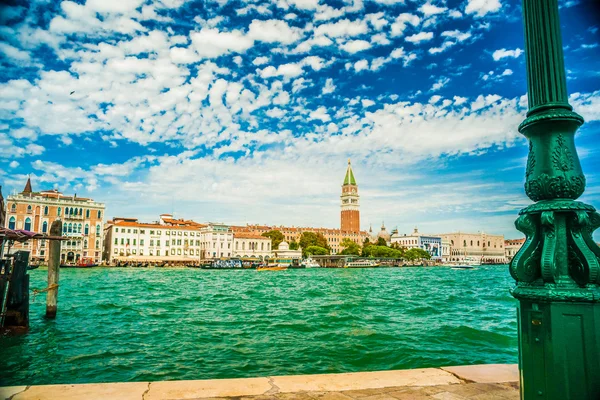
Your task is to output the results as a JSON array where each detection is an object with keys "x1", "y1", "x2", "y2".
[
  {"x1": 552, "y1": 134, "x2": 574, "y2": 172},
  {"x1": 525, "y1": 141, "x2": 535, "y2": 178},
  {"x1": 525, "y1": 173, "x2": 585, "y2": 201}
]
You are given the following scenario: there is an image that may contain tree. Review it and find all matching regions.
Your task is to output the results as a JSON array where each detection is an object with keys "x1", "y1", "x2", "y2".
[
  {"x1": 262, "y1": 230, "x2": 284, "y2": 250},
  {"x1": 299, "y1": 232, "x2": 331, "y2": 256},
  {"x1": 340, "y1": 238, "x2": 361, "y2": 255},
  {"x1": 363, "y1": 237, "x2": 371, "y2": 247},
  {"x1": 376, "y1": 237, "x2": 388, "y2": 247},
  {"x1": 289, "y1": 240, "x2": 299, "y2": 250},
  {"x1": 405, "y1": 248, "x2": 431, "y2": 262},
  {"x1": 305, "y1": 245, "x2": 329, "y2": 256}
]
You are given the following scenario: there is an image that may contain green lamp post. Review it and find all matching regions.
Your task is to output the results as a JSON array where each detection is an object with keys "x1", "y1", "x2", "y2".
[{"x1": 510, "y1": 0, "x2": 600, "y2": 398}]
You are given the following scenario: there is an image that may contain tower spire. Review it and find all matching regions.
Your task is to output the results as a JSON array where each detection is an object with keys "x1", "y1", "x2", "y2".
[
  {"x1": 22, "y1": 175, "x2": 32, "y2": 194},
  {"x1": 343, "y1": 159, "x2": 356, "y2": 186}
]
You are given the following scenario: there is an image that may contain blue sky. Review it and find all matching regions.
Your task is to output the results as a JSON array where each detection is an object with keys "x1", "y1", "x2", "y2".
[{"x1": 0, "y1": 0, "x2": 599, "y2": 239}]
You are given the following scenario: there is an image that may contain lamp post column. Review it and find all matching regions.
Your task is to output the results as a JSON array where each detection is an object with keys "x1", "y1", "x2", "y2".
[{"x1": 511, "y1": 0, "x2": 600, "y2": 399}]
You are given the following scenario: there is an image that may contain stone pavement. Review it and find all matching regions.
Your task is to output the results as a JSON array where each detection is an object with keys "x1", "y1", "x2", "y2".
[{"x1": 1, "y1": 364, "x2": 519, "y2": 400}]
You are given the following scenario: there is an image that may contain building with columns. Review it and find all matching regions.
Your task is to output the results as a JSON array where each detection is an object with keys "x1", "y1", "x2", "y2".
[
  {"x1": 5, "y1": 178, "x2": 105, "y2": 264},
  {"x1": 437, "y1": 231, "x2": 506, "y2": 263},
  {"x1": 504, "y1": 238, "x2": 525, "y2": 262}
]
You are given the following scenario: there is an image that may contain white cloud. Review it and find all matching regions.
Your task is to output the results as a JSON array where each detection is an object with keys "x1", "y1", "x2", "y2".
[
  {"x1": 86, "y1": 0, "x2": 144, "y2": 14},
  {"x1": 309, "y1": 106, "x2": 331, "y2": 122},
  {"x1": 371, "y1": 33, "x2": 391, "y2": 45},
  {"x1": 0, "y1": 43, "x2": 31, "y2": 62},
  {"x1": 322, "y1": 78, "x2": 336, "y2": 94},
  {"x1": 441, "y1": 30, "x2": 472, "y2": 42},
  {"x1": 501, "y1": 69, "x2": 513, "y2": 76},
  {"x1": 190, "y1": 28, "x2": 254, "y2": 58},
  {"x1": 430, "y1": 76, "x2": 450, "y2": 91},
  {"x1": 340, "y1": 40, "x2": 372, "y2": 53},
  {"x1": 259, "y1": 62, "x2": 304, "y2": 78},
  {"x1": 253, "y1": 56, "x2": 269, "y2": 65},
  {"x1": 353, "y1": 59, "x2": 369, "y2": 72},
  {"x1": 248, "y1": 19, "x2": 302, "y2": 44},
  {"x1": 492, "y1": 48, "x2": 523, "y2": 61},
  {"x1": 361, "y1": 99, "x2": 375, "y2": 107},
  {"x1": 406, "y1": 32, "x2": 434, "y2": 43},
  {"x1": 418, "y1": 2, "x2": 447, "y2": 16},
  {"x1": 366, "y1": 13, "x2": 388, "y2": 30},
  {"x1": 465, "y1": 0, "x2": 502, "y2": 17},
  {"x1": 314, "y1": 19, "x2": 368, "y2": 38},
  {"x1": 390, "y1": 13, "x2": 420, "y2": 37},
  {"x1": 9, "y1": 161, "x2": 20, "y2": 168}
]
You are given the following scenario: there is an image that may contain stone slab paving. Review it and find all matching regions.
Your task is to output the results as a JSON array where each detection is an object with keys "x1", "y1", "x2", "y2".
[{"x1": 0, "y1": 364, "x2": 519, "y2": 400}]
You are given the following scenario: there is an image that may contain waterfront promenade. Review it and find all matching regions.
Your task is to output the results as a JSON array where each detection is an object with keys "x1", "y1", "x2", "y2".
[{"x1": 1, "y1": 364, "x2": 519, "y2": 400}]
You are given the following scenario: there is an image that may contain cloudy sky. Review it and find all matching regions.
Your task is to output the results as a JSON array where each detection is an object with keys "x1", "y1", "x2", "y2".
[{"x1": 0, "y1": 0, "x2": 599, "y2": 239}]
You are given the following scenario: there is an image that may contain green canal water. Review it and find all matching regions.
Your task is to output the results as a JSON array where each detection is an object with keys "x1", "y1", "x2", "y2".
[{"x1": 1, "y1": 266, "x2": 518, "y2": 386}]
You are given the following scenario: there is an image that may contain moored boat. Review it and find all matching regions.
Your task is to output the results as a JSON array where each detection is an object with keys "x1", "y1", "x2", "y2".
[
  {"x1": 344, "y1": 259, "x2": 379, "y2": 268},
  {"x1": 257, "y1": 266, "x2": 288, "y2": 271},
  {"x1": 300, "y1": 258, "x2": 321, "y2": 268}
]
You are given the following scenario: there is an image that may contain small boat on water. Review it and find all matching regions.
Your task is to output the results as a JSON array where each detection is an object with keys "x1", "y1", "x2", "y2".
[
  {"x1": 451, "y1": 265, "x2": 475, "y2": 270},
  {"x1": 345, "y1": 259, "x2": 379, "y2": 268},
  {"x1": 300, "y1": 258, "x2": 321, "y2": 268},
  {"x1": 257, "y1": 266, "x2": 288, "y2": 271},
  {"x1": 61, "y1": 258, "x2": 98, "y2": 268}
]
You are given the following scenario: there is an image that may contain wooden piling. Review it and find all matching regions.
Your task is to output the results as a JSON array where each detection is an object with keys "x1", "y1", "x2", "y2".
[{"x1": 46, "y1": 220, "x2": 62, "y2": 319}]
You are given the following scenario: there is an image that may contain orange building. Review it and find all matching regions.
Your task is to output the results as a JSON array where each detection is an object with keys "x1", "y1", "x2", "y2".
[{"x1": 5, "y1": 178, "x2": 106, "y2": 264}]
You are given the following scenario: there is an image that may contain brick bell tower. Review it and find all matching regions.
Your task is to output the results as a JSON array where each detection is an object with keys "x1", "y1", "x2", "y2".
[{"x1": 341, "y1": 159, "x2": 360, "y2": 233}]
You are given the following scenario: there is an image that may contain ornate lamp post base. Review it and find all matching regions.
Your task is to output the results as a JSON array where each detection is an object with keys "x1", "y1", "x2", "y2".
[{"x1": 511, "y1": 200, "x2": 600, "y2": 399}]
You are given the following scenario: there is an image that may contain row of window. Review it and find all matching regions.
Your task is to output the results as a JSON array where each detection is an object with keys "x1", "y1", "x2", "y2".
[
  {"x1": 112, "y1": 238, "x2": 272, "y2": 251},
  {"x1": 114, "y1": 248, "x2": 205, "y2": 256},
  {"x1": 450, "y1": 240, "x2": 501, "y2": 248},
  {"x1": 114, "y1": 227, "x2": 232, "y2": 237},
  {"x1": 62, "y1": 222, "x2": 101, "y2": 235},
  {"x1": 11, "y1": 204, "x2": 102, "y2": 219}
]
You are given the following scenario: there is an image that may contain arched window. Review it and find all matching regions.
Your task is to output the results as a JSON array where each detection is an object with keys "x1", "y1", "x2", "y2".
[
  {"x1": 44, "y1": 206, "x2": 49, "y2": 215},
  {"x1": 11, "y1": 203, "x2": 16, "y2": 212},
  {"x1": 97, "y1": 210, "x2": 102, "y2": 219},
  {"x1": 477, "y1": 241, "x2": 480, "y2": 246},
  {"x1": 27, "y1": 205, "x2": 32, "y2": 213},
  {"x1": 68, "y1": 223, "x2": 73, "y2": 233},
  {"x1": 24, "y1": 217, "x2": 32, "y2": 231},
  {"x1": 86, "y1": 209, "x2": 90, "y2": 218},
  {"x1": 42, "y1": 221, "x2": 48, "y2": 233},
  {"x1": 242, "y1": 242, "x2": 245, "y2": 250},
  {"x1": 95, "y1": 240, "x2": 99, "y2": 249},
  {"x1": 8, "y1": 216, "x2": 16, "y2": 230},
  {"x1": 63, "y1": 224, "x2": 67, "y2": 233},
  {"x1": 488, "y1": 241, "x2": 491, "y2": 247},
  {"x1": 463, "y1": 240, "x2": 467, "y2": 247},
  {"x1": 78, "y1": 223, "x2": 82, "y2": 233},
  {"x1": 96, "y1": 225, "x2": 101, "y2": 235},
  {"x1": 79, "y1": 208, "x2": 83, "y2": 215},
  {"x1": 57, "y1": 207, "x2": 61, "y2": 216},
  {"x1": 451, "y1": 240, "x2": 454, "y2": 246},
  {"x1": 84, "y1": 239, "x2": 88, "y2": 249},
  {"x1": 84, "y1": 224, "x2": 89, "y2": 235},
  {"x1": 470, "y1": 240, "x2": 473, "y2": 246}
]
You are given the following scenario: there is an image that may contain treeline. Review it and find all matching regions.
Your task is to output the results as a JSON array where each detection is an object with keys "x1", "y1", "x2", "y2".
[{"x1": 261, "y1": 230, "x2": 431, "y2": 261}]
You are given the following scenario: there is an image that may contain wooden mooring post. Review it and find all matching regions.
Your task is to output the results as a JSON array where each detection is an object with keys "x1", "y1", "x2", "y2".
[{"x1": 46, "y1": 220, "x2": 62, "y2": 318}]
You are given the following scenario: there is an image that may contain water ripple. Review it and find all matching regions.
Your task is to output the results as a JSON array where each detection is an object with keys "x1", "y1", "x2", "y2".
[{"x1": 0, "y1": 266, "x2": 518, "y2": 386}]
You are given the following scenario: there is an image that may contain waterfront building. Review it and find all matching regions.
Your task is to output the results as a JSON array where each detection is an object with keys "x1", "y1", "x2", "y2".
[
  {"x1": 6, "y1": 178, "x2": 105, "y2": 264},
  {"x1": 441, "y1": 239, "x2": 451, "y2": 263},
  {"x1": 438, "y1": 232, "x2": 505, "y2": 263},
  {"x1": 390, "y1": 228, "x2": 443, "y2": 261},
  {"x1": 103, "y1": 214, "x2": 242, "y2": 263},
  {"x1": 504, "y1": 238, "x2": 525, "y2": 262},
  {"x1": 272, "y1": 241, "x2": 302, "y2": 260},
  {"x1": 232, "y1": 232, "x2": 271, "y2": 259},
  {"x1": 341, "y1": 159, "x2": 360, "y2": 233}
]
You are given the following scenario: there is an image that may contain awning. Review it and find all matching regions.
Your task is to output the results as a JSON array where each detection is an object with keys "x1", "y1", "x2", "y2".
[{"x1": 0, "y1": 228, "x2": 67, "y2": 242}]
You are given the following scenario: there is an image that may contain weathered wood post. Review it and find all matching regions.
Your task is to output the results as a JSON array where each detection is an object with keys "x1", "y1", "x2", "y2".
[
  {"x1": 510, "y1": 0, "x2": 600, "y2": 398},
  {"x1": 46, "y1": 220, "x2": 62, "y2": 318}
]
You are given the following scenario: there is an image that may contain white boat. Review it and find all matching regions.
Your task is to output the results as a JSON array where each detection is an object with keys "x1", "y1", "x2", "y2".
[
  {"x1": 345, "y1": 259, "x2": 379, "y2": 268},
  {"x1": 451, "y1": 265, "x2": 475, "y2": 270},
  {"x1": 462, "y1": 257, "x2": 481, "y2": 266},
  {"x1": 301, "y1": 258, "x2": 321, "y2": 268}
]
